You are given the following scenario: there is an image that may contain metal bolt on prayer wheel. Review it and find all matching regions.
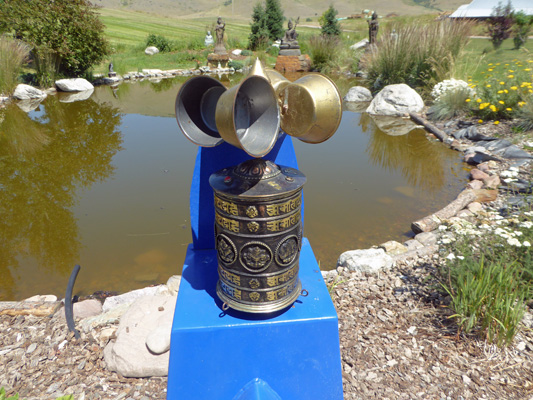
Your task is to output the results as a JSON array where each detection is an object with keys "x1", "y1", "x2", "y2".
[{"x1": 209, "y1": 158, "x2": 306, "y2": 313}]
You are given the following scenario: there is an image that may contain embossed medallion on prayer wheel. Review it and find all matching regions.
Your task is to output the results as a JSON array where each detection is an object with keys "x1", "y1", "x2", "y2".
[{"x1": 209, "y1": 158, "x2": 306, "y2": 313}]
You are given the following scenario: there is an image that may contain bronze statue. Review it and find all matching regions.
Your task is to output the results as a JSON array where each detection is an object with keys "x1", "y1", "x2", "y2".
[
  {"x1": 368, "y1": 11, "x2": 379, "y2": 44},
  {"x1": 214, "y1": 17, "x2": 227, "y2": 55},
  {"x1": 279, "y1": 18, "x2": 301, "y2": 56}
]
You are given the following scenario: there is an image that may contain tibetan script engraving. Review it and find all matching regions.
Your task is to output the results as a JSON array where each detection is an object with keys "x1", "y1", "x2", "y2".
[
  {"x1": 265, "y1": 197, "x2": 301, "y2": 217},
  {"x1": 215, "y1": 214, "x2": 239, "y2": 233},
  {"x1": 266, "y1": 213, "x2": 299, "y2": 232},
  {"x1": 266, "y1": 265, "x2": 298, "y2": 287},
  {"x1": 214, "y1": 197, "x2": 239, "y2": 216}
]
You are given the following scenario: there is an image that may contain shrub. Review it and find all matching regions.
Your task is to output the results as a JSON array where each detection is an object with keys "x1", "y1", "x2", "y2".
[
  {"x1": 229, "y1": 60, "x2": 244, "y2": 70},
  {"x1": 438, "y1": 208, "x2": 533, "y2": 346},
  {"x1": 486, "y1": 1, "x2": 514, "y2": 50},
  {"x1": 361, "y1": 20, "x2": 472, "y2": 93},
  {"x1": 0, "y1": 0, "x2": 109, "y2": 77},
  {"x1": 265, "y1": 0, "x2": 284, "y2": 41},
  {"x1": 470, "y1": 60, "x2": 533, "y2": 121},
  {"x1": 249, "y1": 3, "x2": 270, "y2": 50},
  {"x1": 319, "y1": 5, "x2": 341, "y2": 37},
  {"x1": 517, "y1": 94, "x2": 533, "y2": 131},
  {"x1": 187, "y1": 38, "x2": 204, "y2": 51},
  {"x1": 512, "y1": 11, "x2": 533, "y2": 50},
  {"x1": 308, "y1": 34, "x2": 341, "y2": 72},
  {"x1": 33, "y1": 45, "x2": 61, "y2": 88},
  {"x1": 146, "y1": 34, "x2": 173, "y2": 53},
  {"x1": 241, "y1": 49, "x2": 253, "y2": 56},
  {"x1": 428, "y1": 84, "x2": 474, "y2": 121},
  {"x1": 0, "y1": 35, "x2": 30, "y2": 96},
  {"x1": 266, "y1": 45, "x2": 279, "y2": 56}
]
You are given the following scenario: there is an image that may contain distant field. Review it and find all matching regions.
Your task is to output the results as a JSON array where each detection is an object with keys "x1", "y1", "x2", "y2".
[{"x1": 95, "y1": 0, "x2": 466, "y2": 20}]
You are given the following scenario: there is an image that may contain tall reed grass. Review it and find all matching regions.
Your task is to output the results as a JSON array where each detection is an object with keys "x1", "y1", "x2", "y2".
[
  {"x1": 307, "y1": 35, "x2": 356, "y2": 73},
  {"x1": 361, "y1": 20, "x2": 473, "y2": 94},
  {"x1": 0, "y1": 35, "x2": 30, "y2": 96}
]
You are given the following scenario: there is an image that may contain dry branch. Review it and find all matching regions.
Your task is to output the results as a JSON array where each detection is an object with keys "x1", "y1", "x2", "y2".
[
  {"x1": 0, "y1": 301, "x2": 62, "y2": 317},
  {"x1": 409, "y1": 112, "x2": 450, "y2": 142}
]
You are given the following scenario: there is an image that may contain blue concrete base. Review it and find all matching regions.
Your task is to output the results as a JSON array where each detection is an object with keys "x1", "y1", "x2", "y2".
[{"x1": 167, "y1": 238, "x2": 343, "y2": 400}]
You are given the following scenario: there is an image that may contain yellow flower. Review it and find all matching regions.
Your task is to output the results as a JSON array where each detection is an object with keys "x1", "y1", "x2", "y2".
[
  {"x1": 508, "y1": 75, "x2": 514, "y2": 78},
  {"x1": 465, "y1": 98, "x2": 471, "y2": 102},
  {"x1": 476, "y1": 98, "x2": 482, "y2": 103},
  {"x1": 504, "y1": 89, "x2": 509, "y2": 93},
  {"x1": 506, "y1": 107, "x2": 512, "y2": 111},
  {"x1": 488, "y1": 63, "x2": 493, "y2": 66},
  {"x1": 518, "y1": 101, "x2": 526, "y2": 107},
  {"x1": 525, "y1": 68, "x2": 531, "y2": 71},
  {"x1": 490, "y1": 104, "x2": 497, "y2": 112},
  {"x1": 509, "y1": 70, "x2": 514, "y2": 72},
  {"x1": 500, "y1": 81, "x2": 505, "y2": 85},
  {"x1": 486, "y1": 84, "x2": 491, "y2": 87},
  {"x1": 499, "y1": 100, "x2": 505, "y2": 104},
  {"x1": 494, "y1": 121, "x2": 500, "y2": 125},
  {"x1": 510, "y1": 86, "x2": 517, "y2": 90},
  {"x1": 497, "y1": 90, "x2": 504, "y2": 94},
  {"x1": 488, "y1": 68, "x2": 494, "y2": 72},
  {"x1": 478, "y1": 119, "x2": 483, "y2": 123}
]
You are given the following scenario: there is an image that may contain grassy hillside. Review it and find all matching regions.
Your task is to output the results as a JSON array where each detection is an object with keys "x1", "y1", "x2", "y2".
[{"x1": 93, "y1": 0, "x2": 466, "y2": 20}]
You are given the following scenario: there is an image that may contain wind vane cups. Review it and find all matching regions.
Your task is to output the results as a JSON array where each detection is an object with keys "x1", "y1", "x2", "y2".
[{"x1": 174, "y1": 59, "x2": 343, "y2": 155}]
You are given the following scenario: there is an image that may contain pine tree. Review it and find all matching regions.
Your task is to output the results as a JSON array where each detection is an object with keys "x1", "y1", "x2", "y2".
[
  {"x1": 265, "y1": 0, "x2": 284, "y2": 41},
  {"x1": 319, "y1": 5, "x2": 341, "y2": 36},
  {"x1": 249, "y1": 3, "x2": 269, "y2": 50}
]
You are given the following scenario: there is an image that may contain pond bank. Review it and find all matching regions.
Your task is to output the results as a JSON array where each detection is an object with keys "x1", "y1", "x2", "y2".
[{"x1": 1, "y1": 73, "x2": 532, "y2": 398}]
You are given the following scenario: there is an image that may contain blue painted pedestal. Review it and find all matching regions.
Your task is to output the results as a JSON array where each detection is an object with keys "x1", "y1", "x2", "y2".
[{"x1": 167, "y1": 135, "x2": 343, "y2": 399}]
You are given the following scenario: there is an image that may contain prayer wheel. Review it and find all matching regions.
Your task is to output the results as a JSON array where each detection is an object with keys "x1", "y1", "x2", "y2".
[{"x1": 209, "y1": 158, "x2": 306, "y2": 313}]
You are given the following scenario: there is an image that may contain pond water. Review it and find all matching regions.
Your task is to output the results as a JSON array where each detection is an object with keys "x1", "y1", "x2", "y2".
[{"x1": 0, "y1": 75, "x2": 469, "y2": 301}]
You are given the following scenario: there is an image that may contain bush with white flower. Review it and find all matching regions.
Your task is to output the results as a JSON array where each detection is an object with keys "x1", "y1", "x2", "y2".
[
  {"x1": 431, "y1": 79, "x2": 476, "y2": 101},
  {"x1": 437, "y1": 207, "x2": 533, "y2": 346}
]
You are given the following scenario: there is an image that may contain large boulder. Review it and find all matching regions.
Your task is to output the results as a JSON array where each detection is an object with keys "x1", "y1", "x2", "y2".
[
  {"x1": 366, "y1": 84, "x2": 424, "y2": 116},
  {"x1": 145, "y1": 46, "x2": 159, "y2": 55},
  {"x1": 55, "y1": 78, "x2": 94, "y2": 92},
  {"x1": 337, "y1": 248, "x2": 393, "y2": 274},
  {"x1": 344, "y1": 86, "x2": 372, "y2": 103},
  {"x1": 103, "y1": 295, "x2": 176, "y2": 377},
  {"x1": 13, "y1": 84, "x2": 47, "y2": 100}
]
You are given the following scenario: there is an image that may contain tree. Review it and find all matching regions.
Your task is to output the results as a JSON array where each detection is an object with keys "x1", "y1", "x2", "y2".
[
  {"x1": 249, "y1": 3, "x2": 270, "y2": 50},
  {"x1": 0, "y1": 0, "x2": 109, "y2": 77},
  {"x1": 265, "y1": 0, "x2": 284, "y2": 41},
  {"x1": 512, "y1": 11, "x2": 533, "y2": 49},
  {"x1": 319, "y1": 5, "x2": 341, "y2": 36},
  {"x1": 486, "y1": 1, "x2": 514, "y2": 49}
]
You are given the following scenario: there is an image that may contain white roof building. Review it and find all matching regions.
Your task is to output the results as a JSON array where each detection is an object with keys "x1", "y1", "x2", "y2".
[{"x1": 450, "y1": 0, "x2": 533, "y2": 18}]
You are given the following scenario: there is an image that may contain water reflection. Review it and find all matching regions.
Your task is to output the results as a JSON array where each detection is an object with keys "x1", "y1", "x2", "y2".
[
  {"x1": 364, "y1": 119, "x2": 452, "y2": 192},
  {"x1": 0, "y1": 98, "x2": 122, "y2": 300},
  {"x1": 0, "y1": 75, "x2": 469, "y2": 300}
]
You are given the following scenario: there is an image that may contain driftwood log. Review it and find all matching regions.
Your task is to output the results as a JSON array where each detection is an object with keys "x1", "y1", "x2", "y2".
[
  {"x1": 411, "y1": 189, "x2": 497, "y2": 234},
  {"x1": 0, "y1": 301, "x2": 62, "y2": 317},
  {"x1": 409, "y1": 112, "x2": 450, "y2": 142}
]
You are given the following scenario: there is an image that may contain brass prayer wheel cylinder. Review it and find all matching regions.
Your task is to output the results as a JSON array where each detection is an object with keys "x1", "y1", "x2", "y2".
[{"x1": 209, "y1": 158, "x2": 306, "y2": 313}]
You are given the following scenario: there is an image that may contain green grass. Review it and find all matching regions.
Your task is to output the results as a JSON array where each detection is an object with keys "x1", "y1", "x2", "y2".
[
  {"x1": 457, "y1": 37, "x2": 533, "y2": 82},
  {"x1": 439, "y1": 208, "x2": 533, "y2": 346}
]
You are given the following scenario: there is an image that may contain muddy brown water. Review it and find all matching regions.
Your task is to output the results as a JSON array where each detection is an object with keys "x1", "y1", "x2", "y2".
[{"x1": 0, "y1": 75, "x2": 469, "y2": 300}]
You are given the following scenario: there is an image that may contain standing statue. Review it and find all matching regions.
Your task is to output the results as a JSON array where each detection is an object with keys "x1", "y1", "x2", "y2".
[
  {"x1": 205, "y1": 30, "x2": 214, "y2": 47},
  {"x1": 214, "y1": 17, "x2": 227, "y2": 55},
  {"x1": 279, "y1": 17, "x2": 301, "y2": 56},
  {"x1": 368, "y1": 11, "x2": 379, "y2": 44}
]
